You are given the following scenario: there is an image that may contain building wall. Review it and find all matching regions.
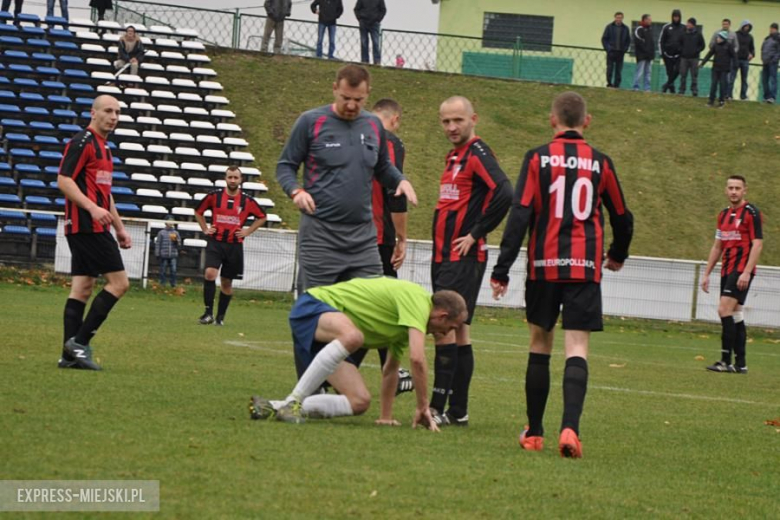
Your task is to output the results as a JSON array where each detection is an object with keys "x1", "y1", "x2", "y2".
[{"x1": 438, "y1": 0, "x2": 780, "y2": 48}]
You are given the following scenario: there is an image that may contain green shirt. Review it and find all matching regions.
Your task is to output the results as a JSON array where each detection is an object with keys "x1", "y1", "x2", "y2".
[{"x1": 307, "y1": 277, "x2": 432, "y2": 360}]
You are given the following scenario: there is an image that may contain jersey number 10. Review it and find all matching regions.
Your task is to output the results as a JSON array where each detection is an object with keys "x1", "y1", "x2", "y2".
[{"x1": 549, "y1": 176, "x2": 594, "y2": 220}]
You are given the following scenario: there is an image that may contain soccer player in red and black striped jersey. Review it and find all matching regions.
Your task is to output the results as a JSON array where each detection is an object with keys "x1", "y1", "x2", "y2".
[
  {"x1": 700, "y1": 175, "x2": 763, "y2": 374},
  {"x1": 195, "y1": 166, "x2": 267, "y2": 326},
  {"x1": 58, "y1": 95, "x2": 130, "y2": 371},
  {"x1": 491, "y1": 92, "x2": 633, "y2": 458},
  {"x1": 429, "y1": 96, "x2": 512, "y2": 427}
]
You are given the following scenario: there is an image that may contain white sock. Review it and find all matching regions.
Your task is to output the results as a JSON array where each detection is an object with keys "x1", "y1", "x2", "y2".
[
  {"x1": 286, "y1": 339, "x2": 350, "y2": 402},
  {"x1": 269, "y1": 400, "x2": 286, "y2": 410},
  {"x1": 301, "y1": 394, "x2": 353, "y2": 418}
]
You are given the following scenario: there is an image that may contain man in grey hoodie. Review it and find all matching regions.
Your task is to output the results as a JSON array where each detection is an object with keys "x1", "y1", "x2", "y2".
[
  {"x1": 761, "y1": 23, "x2": 780, "y2": 103},
  {"x1": 710, "y1": 19, "x2": 739, "y2": 99},
  {"x1": 735, "y1": 20, "x2": 756, "y2": 100}
]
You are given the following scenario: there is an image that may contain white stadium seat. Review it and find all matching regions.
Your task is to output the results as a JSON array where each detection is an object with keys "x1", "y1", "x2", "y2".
[
  {"x1": 165, "y1": 190, "x2": 191, "y2": 200},
  {"x1": 140, "y1": 36, "x2": 154, "y2": 46},
  {"x1": 178, "y1": 93, "x2": 203, "y2": 103},
  {"x1": 196, "y1": 135, "x2": 221, "y2": 145},
  {"x1": 161, "y1": 51, "x2": 186, "y2": 61},
  {"x1": 91, "y1": 71, "x2": 115, "y2": 82},
  {"x1": 126, "y1": 158, "x2": 152, "y2": 168},
  {"x1": 146, "y1": 77, "x2": 171, "y2": 86},
  {"x1": 87, "y1": 58, "x2": 112, "y2": 68},
  {"x1": 205, "y1": 95, "x2": 229, "y2": 105},
  {"x1": 175, "y1": 147, "x2": 200, "y2": 156},
  {"x1": 130, "y1": 102, "x2": 155, "y2": 112},
  {"x1": 137, "y1": 189, "x2": 163, "y2": 198},
  {"x1": 171, "y1": 133, "x2": 196, "y2": 143},
  {"x1": 131, "y1": 173, "x2": 157, "y2": 182},
  {"x1": 230, "y1": 151, "x2": 254, "y2": 162},
  {"x1": 119, "y1": 74, "x2": 144, "y2": 83},
  {"x1": 211, "y1": 109, "x2": 235, "y2": 118},
  {"x1": 184, "y1": 238, "x2": 207, "y2": 248},
  {"x1": 70, "y1": 18, "x2": 96, "y2": 27},
  {"x1": 167, "y1": 65, "x2": 191, "y2": 74},
  {"x1": 217, "y1": 123, "x2": 242, "y2": 133},
  {"x1": 97, "y1": 20, "x2": 122, "y2": 30},
  {"x1": 182, "y1": 162, "x2": 207, "y2": 172},
  {"x1": 203, "y1": 149, "x2": 228, "y2": 159},
  {"x1": 151, "y1": 90, "x2": 176, "y2": 100},
  {"x1": 214, "y1": 180, "x2": 226, "y2": 188},
  {"x1": 143, "y1": 131, "x2": 168, "y2": 140},
  {"x1": 266, "y1": 214, "x2": 282, "y2": 223},
  {"x1": 97, "y1": 85, "x2": 122, "y2": 95},
  {"x1": 187, "y1": 177, "x2": 212, "y2": 187},
  {"x1": 181, "y1": 41, "x2": 206, "y2": 51},
  {"x1": 193, "y1": 67, "x2": 217, "y2": 77},
  {"x1": 148, "y1": 144, "x2": 174, "y2": 154},
  {"x1": 119, "y1": 114, "x2": 135, "y2": 124},
  {"x1": 255, "y1": 197, "x2": 274, "y2": 207},
  {"x1": 208, "y1": 164, "x2": 229, "y2": 173},
  {"x1": 177, "y1": 222, "x2": 202, "y2": 232},
  {"x1": 224, "y1": 137, "x2": 248, "y2": 147},
  {"x1": 156, "y1": 38, "x2": 180, "y2": 48},
  {"x1": 241, "y1": 167, "x2": 261, "y2": 176},
  {"x1": 144, "y1": 50, "x2": 160, "y2": 59},
  {"x1": 194, "y1": 193, "x2": 207, "y2": 201},
  {"x1": 141, "y1": 63, "x2": 165, "y2": 73},
  {"x1": 125, "y1": 23, "x2": 148, "y2": 31},
  {"x1": 243, "y1": 182, "x2": 267, "y2": 192},
  {"x1": 114, "y1": 128, "x2": 140, "y2": 138},
  {"x1": 142, "y1": 204, "x2": 168, "y2": 214},
  {"x1": 153, "y1": 160, "x2": 179, "y2": 170},
  {"x1": 137, "y1": 116, "x2": 163, "y2": 126},
  {"x1": 158, "y1": 105, "x2": 183, "y2": 114},
  {"x1": 172, "y1": 78, "x2": 197, "y2": 89},
  {"x1": 188, "y1": 54, "x2": 211, "y2": 63},
  {"x1": 76, "y1": 31, "x2": 100, "y2": 41},
  {"x1": 163, "y1": 119, "x2": 189, "y2": 128},
  {"x1": 102, "y1": 33, "x2": 120, "y2": 43},
  {"x1": 190, "y1": 121, "x2": 216, "y2": 130},
  {"x1": 160, "y1": 175, "x2": 185, "y2": 185},
  {"x1": 176, "y1": 28, "x2": 199, "y2": 38},
  {"x1": 125, "y1": 88, "x2": 151, "y2": 98},
  {"x1": 172, "y1": 207, "x2": 196, "y2": 217},
  {"x1": 199, "y1": 81, "x2": 222, "y2": 91},
  {"x1": 82, "y1": 43, "x2": 106, "y2": 53},
  {"x1": 150, "y1": 25, "x2": 175, "y2": 34},
  {"x1": 119, "y1": 142, "x2": 145, "y2": 152}
]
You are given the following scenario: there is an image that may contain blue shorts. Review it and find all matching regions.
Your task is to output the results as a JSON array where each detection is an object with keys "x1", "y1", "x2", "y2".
[{"x1": 290, "y1": 294, "x2": 340, "y2": 378}]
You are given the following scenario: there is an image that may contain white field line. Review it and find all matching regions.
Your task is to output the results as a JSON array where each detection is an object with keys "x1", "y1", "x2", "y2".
[{"x1": 225, "y1": 340, "x2": 775, "y2": 407}]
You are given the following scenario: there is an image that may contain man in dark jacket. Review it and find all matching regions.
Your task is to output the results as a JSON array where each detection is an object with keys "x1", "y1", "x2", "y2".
[
  {"x1": 355, "y1": 0, "x2": 386, "y2": 65},
  {"x1": 701, "y1": 31, "x2": 737, "y2": 107},
  {"x1": 710, "y1": 19, "x2": 739, "y2": 100},
  {"x1": 311, "y1": 0, "x2": 343, "y2": 59},
  {"x1": 659, "y1": 9, "x2": 685, "y2": 93},
  {"x1": 735, "y1": 20, "x2": 756, "y2": 100},
  {"x1": 761, "y1": 23, "x2": 780, "y2": 103},
  {"x1": 601, "y1": 12, "x2": 631, "y2": 88},
  {"x1": 678, "y1": 17, "x2": 705, "y2": 96},
  {"x1": 632, "y1": 14, "x2": 654, "y2": 91},
  {"x1": 262, "y1": 0, "x2": 292, "y2": 54}
]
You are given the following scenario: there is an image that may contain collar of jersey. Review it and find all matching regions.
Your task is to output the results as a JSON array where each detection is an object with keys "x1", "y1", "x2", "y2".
[{"x1": 554, "y1": 130, "x2": 585, "y2": 141}]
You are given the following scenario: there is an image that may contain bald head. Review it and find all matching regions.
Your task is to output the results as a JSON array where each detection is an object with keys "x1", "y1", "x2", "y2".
[
  {"x1": 439, "y1": 96, "x2": 477, "y2": 147},
  {"x1": 90, "y1": 95, "x2": 120, "y2": 138}
]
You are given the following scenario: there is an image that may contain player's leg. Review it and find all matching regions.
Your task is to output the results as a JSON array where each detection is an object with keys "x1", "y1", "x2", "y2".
[
  {"x1": 200, "y1": 240, "x2": 221, "y2": 324},
  {"x1": 74, "y1": 269, "x2": 129, "y2": 346},
  {"x1": 60, "y1": 275, "x2": 93, "y2": 368},
  {"x1": 215, "y1": 278, "x2": 233, "y2": 326},
  {"x1": 215, "y1": 243, "x2": 242, "y2": 325},
  {"x1": 429, "y1": 262, "x2": 458, "y2": 421},
  {"x1": 709, "y1": 272, "x2": 741, "y2": 371},
  {"x1": 731, "y1": 275, "x2": 752, "y2": 373}
]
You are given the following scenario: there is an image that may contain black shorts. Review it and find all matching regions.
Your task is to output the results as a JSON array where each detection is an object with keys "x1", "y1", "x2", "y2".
[
  {"x1": 525, "y1": 279, "x2": 603, "y2": 332},
  {"x1": 378, "y1": 244, "x2": 397, "y2": 278},
  {"x1": 205, "y1": 238, "x2": 244, "y2": 280},
  {"x1": 66, "y1": 232, "x2": 125, "y2": 277},
  {"x1": 432, "y1": 258, "x2": 486, "y2": 325},
  {"x1": 720, "y1": 271, "x2": 753, "y2": 305}
]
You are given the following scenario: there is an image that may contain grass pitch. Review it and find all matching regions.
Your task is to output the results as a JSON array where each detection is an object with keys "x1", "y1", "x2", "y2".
[{"x1": 2, "y1": 281, "x2": 779, "y2": 518}]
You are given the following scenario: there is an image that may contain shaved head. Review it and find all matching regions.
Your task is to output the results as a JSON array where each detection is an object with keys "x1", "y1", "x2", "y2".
[
  {"x1": 440, "y1": 96, "x2": 474, "y2": 117},
  {"x1": 92, "y1": 94, "x2": 118, "y2": 111},
  {"x1": 439, "y1": 96, "x2": 477, "y2": 147},
  {"x1": 90, "y1": 95, "x2": 120, "y2": 138}
]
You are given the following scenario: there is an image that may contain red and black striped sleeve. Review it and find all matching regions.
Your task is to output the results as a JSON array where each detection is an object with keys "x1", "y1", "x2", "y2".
[
  {"x1": 195, "y1": 191, "x2": 216, "y2": 215},
  {"x1": 599, "y1": 155, "x2": 633, "y2": 263},
  {"x1": 244, "y1": 195, "x2": 267, "y2": 221},
  {"x1": 386, "y1": 132, "x2": 407, "y2": 214},
  {"x1": 491, "y1": 150, "x2": 538, "y2": 283},
  {"x1": 59, "y1": 134, "x2": 92, "y2": 180},
  {"x1": 746, "y1": 205, "x2": 763, "y2": 241},
  {"x1": 468, "y1": 144, "x2": 512, "y2": 240}
]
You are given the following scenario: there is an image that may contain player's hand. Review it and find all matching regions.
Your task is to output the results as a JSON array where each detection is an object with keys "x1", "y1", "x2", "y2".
[
  {"x1": 89, "y1": 206, "x2": 113, "y2": 226},
  {"x1": 293, "y1": 190, "x2": 316, "y2": 214},
  {"x1": 375, "y1": 418, "x2": 401, "y2": 427},
  {"x1": 395, "y1": 180, "x2": 417, "y2": 206},
  {"x1": 737, "y1": 272, "x2": 751, "y2": 291},
  {"x1": 412, "y1": 407, "x2": 440, "y2": 432},
  {"x1": 116, "y1": 229, "x2": 132, "y2": 249},
  {"x1": 204, "y1": 226, "x2": 217, "y2": 235},
  {"x1": 700, "y1": 275, "x2": 710, "y2": 294},
  {"x1": 391, "y1": 240, "x2": 406, "y2": 270},
  {"x1": 604, "y1": 257, "x2": 624, "y2": 272},
  {"x1": 235, "y1": 228, "x2": 251, "y2": 239},
  {"x1": 453, "y1": 234, "x2": 476, "y2": 257},
  {"x1": 490, "y1": 278, "x2": 508, "y2": 300}
]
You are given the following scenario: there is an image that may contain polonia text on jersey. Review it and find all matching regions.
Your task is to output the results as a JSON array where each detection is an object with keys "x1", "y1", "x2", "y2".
[{"x1": 539, "y1": 155, "x2": 601, "y2": 173}]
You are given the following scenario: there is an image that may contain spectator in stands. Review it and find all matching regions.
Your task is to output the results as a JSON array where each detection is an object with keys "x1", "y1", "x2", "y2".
[
  {"x1": 155, "y1": 216, "x2": 181, "y2": 288},
  {"x1": 761, "y1": 23, "x2": 780, "y2": 104},
  {"x1": 735, "y1": 20, "x2": 756, "y2": 100},
  {"x1": 113, "y1": 26, "x2": 144, "y2": 76},
  {"x1": 632, "y1": 14, "x2": 654, "y2": 92},
  {"x1": 311, "y1": 0, "x2": 343, "y2": 59},
  {"x1": 355, "y1": 0, "x2": 386, "y2": 65},
  {"x1": 262, "y1": 0, "x2": 291, "y2": 54},
  {"x1": 601, "y1": 11, "x2": 631, "y2": 88},
  {"x1": 709, "y1": 19, "x2": 739, "y2": 99},
  {"x1": 395, "y1": 54, "x2": 405, "y2": 68},
  {"x1": 90, "y1": 0, "x2": 112, "y2": 21},
  {"x1": 701, "y1": 31, "x2": 736, "y2": 108},
  {"x1": 1, "y1": 0, "x2": 23, "y2": 19},
  {"x1": 659, "y1": 9, "x2": 685, "y2": 93},
  {"x1": 46, "y1": 0, "x2": 68, "y2": 21},
  {"x1": 678, "y1": 17, "x2": 705, "y2": 96}
]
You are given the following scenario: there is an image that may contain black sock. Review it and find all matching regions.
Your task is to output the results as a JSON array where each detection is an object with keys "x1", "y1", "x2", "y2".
[
  {"x1": 377, "y1": 348, "x2": 388, "y2": 369},
  {"x1": 561, "y1": 356, "x2": 588, "y2": 435},
  {"x1": 203, "y1": 280, "x2": 216, "y2": 315},
  {"x1": 63, "y1": 298, "x2": 86, "y2": 345},
  {"x1": 720, "y1": 316, "x2": 735, "y2": 364},
  {"x1": 447, "y1": 344, "x2": 474, "y2": 418},
  {"x1": 430, "y1": 343, "x2": 458, "y2": 413},
  {"x1": 216, "y1": 291, "x2": 232, "y2": 319},
  {"x1": 74, "y1": 290, "x2": 119, "y2": 345},
  {"x1": 734, "y1": 319, "x2": 747, "y2": 367},
  {"x1": 525, "y1": 352, "x2": 551, "y2": 436}
]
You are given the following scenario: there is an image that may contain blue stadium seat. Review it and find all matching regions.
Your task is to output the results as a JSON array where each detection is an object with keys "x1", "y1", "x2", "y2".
[
  {"x1": 53, "y1": 108, "x2": 77, "y2": 119},
  {"x1": 115, "y1": 203, "x2": 141, "y2": 212},
  {"x1": 111, "y1": 186, "x2": 134, "y2": 195},
  {"x1": 10, "y1": 148, "x2": 36, "y2": 159},
  {"x1": 13, "y1": 78, "x2": 38, "y2": 88},
  {"x1": 34, "y1": 135, "x2": 60, "y2": 145},
  {"x1": 0, "y1": 77, "x2": 10, "y2": 86},
  {"x1": 48, "y1": 180, "x2": 58, "y2": 189},
  {"x1": 0, "y1": 36, "x2": 23, "y2": 45},
  {"x1": 36, "y1": 227, "x2": 57, "y2": 236},
  {"x1": 2, "y1": 225, "x2": 31, "y2": 235},
  {"x1": 24, "y1": 195, "x2": 52, "y2": 206},
  {"x1": 22, "y1": 26, "x2": 46, "y2": 37},
  {"x1": 45, "y1": 16, "x2": 69, "y2": 27},
  {"x1": 31, "y1": 121, "x2": 55, "y2": 131},
  {"x1": 36, "y1": 66, "x2": 61, "y2": 77},
  {"x1": 17, "y1": 13, "x2": 40, "y2": 24},
  {"x1": 75, "y1": 97, "x2": 93, "y2": 107},
  {"x1": 31, "y1": 52, "x2": 56, "y2": 62},
  {"x1": 0, "y1": 193, "x2": 22, "y2": 204},
  {"x1": 48, "y1": 28, "x2": 73, "y2": 39},
  {"x1": 20, "y1": 179, "x2": 47, "y2": 189},
  {"x1": 0, "y1": 10, "x2": 13, "y2": 22},
  {"x1": 69, "y1": 83, "x2": 94, "y2": 93},
  {"x1": 0, "y1": 104, "x2": 21, "y2": 115},
  {"x1": 79, "y1": 111, "x2": 90, "y2": 120},
  {"x1": 0, "y1": 24, "x2": 19, "y2": 34},
  {"x1": 31, "y1": 212, "x2": 57, "y2": 223},
  {"x1": 0, "y1": 209, "x2": 25, "y2": 219},
  {"x1": 1, "y1": 118, "x2": 26, "y2": 129},
  {"x1": 59, "y1": 55, "x2": 83, "y2": 65},
  {"x1": 9, "y1": 63, "x2": 34, "y2": 73},
  {"x1": 0, "y1": 162, "x2": 11, "y2": 173},
  {"x1": 55, "y1": 197, "x2": 65, "y2": 206},
  {"x1": 63, "y1": 69, "x2": 88, "y2": 79},
  {"x1": 5, "y1": 133, "x2": 31, "y2": 143},
  {"x1": 41, "y1": 80, "x2": 66, "y2": 90},
  {"x1": 112, "y1": 171, "x2": 128, "y2": 180},
  {"x1": 40, "y1": 151, "x2": 63, "y2": 161},
  {"x1": 58, "y1": 123, "x2": 81, "y2": 133},
  {"x1": 19, "y1": 92, "x2": 45, "y2": 102},
  {"x1": 45, "y1": 166, "x2": 60, "y2": 176},
  {"x1": 3, "y1": 49, "x2": 28, "y2": 59},
  {"x1": 112, "y1": 156, "x2": 122, "y2": 165},
  {"x1": 16, "y1": 164, "x2": 42, "y2": 175},
  {"x1": 54, "y1": 41, "x2": 78, "y2": 51},
  {"x1": 27, "y1": 39, "x2": 51, "y2": 49},
  {"x1": 0, "y1": 90, "x2": 14, "y2": 100},
  {"x1": 24, "y1": 106, "x2": 49, "y2": 117},
  {"x1": 0, "y1": 176, "x2": 16, "y2": 189},
  {"x1": 47, "y1": 94, "x2": 71, "y2": 104}
]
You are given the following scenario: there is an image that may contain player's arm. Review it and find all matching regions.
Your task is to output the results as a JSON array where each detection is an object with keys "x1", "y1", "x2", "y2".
[
  {"x1": 700, "y1": 238, "x2": 722, "y2": 293},
  {"x1": 236, "y1": 201, "x2": 268, "y2": 238},
  {"x1": 276, "y1": 113, "x2": 318, "y2": 213},
  {"x1": 376, "y1": 353, "x2": 401, "y2": 426},
  {"x1": 57, "y1": 143, "x2": 113, "y2": 226},
  {"x1": 490, "y1": 151, "x2": 537, "y2": 299},
  {"x1": 738, "y1": 208, "x2": 764, "y2": 290},
  {"x1": 390, "y1": 210, "x2": 408, "y2": 270},
  {"x1": 109, "y1": 194, "x2": 131, "y2": 249},
  {"x1": 600, "y1": 157, "x2": 634, "y2": 271},
  {"x1": 194, "y1": 194, "x2": 216, "y2": 235},
  {"x1": 408, "y1": 328, "x2": 439, "y2": 432}
]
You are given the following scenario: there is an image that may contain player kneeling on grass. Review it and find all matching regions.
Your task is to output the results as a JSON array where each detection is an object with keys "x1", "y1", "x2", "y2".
[{"x1": 249, "y1": 277, "x2": 467, "y2": 430}]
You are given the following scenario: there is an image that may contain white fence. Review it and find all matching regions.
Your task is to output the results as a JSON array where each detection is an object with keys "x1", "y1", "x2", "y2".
[{"x1": 51, "y1": 217, "x2": 780, "y2": 328}]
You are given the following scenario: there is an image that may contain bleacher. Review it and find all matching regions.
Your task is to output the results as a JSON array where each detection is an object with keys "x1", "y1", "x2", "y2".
[{"x1": 0, "y1": 10, "x2": 281, "y2": 263}]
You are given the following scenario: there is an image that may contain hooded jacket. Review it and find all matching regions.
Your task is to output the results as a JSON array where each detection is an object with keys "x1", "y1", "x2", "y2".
[
  {"x1": 264, "y1": 0, "x2": 291, "y2": 22},
  {"x1": 601, "y1": 20, "x2": 631, "y2": 53},
  {"x1": 659, "y1": 9, "x2": 685, "y2": 57},
  {"x1": 736, "y1": 21, "x2": 755, "y2": 60},
  {"x1": 310, "y1": 0, "x2": 343, "y2": 25},
  {"x1": 701, "y1": 38, "x2": 737, "y2": 72},
  {"x1": 633, "y1": 23, "x2": 655, "y2": 61},
  {"x1": 681, "y1": 25, "x2": 705, "y2": 59},
  {"x1": 762, "y1": 32, "x2": 780, "y2": 65},
  {"x1": 354, "y1": 0, "x2": 386, "y2": 26},
  {"x1": 710, "y1": 28, "x2": 738, "y2": 53}
]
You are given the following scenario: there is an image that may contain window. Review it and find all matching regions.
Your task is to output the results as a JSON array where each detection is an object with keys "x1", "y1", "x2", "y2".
[{"x1": 482, "y1": 13, "x2": 554, "y2": 52}]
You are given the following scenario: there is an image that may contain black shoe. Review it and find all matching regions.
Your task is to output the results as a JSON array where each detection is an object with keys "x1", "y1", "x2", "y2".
[
  {"x1": 430, "y1": 408, "x2": 451, "y2": 427},
  {"x1": 692, "y1": 92, "x2": 698, "y2": 97},
  {"x1": 198, "y1": 313, "x2": 214, "y2": 325},
  {"x1": 395, "y1": 368, "x2": 414, "y2": 396},
  {"x1": 733, "y1": 365, "x2": 748, "y2": 374},
  {"x1": 444, "y1": 411, "x2": 469, "y2": 427},
  {"x1": 718, "y1": 101, "x2": 725, "y2": 108},
  {"x1": 215, "y1": 316, "x2": 224, "y2": 326},
  {"x1": 706, "y1": 360, "x2": 731, "y2": 373},
  {"x1": 62, "y1": 338, "x2": 102, "y2": 371}
]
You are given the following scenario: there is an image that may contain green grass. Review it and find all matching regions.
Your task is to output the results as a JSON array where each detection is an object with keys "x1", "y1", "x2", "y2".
[
  {"x1": 2, "y1": 281, "x2": 780, "y2": 518},
  {"x1": 209, "y1": 50, "x2": 780, "y2": 266}
]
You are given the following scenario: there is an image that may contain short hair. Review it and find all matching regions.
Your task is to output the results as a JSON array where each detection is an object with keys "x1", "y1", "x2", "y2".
[
  {"x1": 372, "y1": 98, "x2": 402, "y2": 116},
  {"x1": 432, "y1": 290, "x2": 467, "y2": 319},
  {"x1": 336, "y1": 64, "x2": 371, "y2": 88},
  {"x1": 728, "y1": 175, "x2": 746, "y2": 185},
  {"x1": 225, "y1": 165, "x2": 242, "y2": 176},
  {"x1": 552, "y1": 91, "x2": 587, "y2": 128},
  {"x1": 614, "y1": 11, "x2": 623, "y2": 17},
  {"x1": 641, "y1": 14, "x2": 651, "y2": 22},
  {"x1": 723, "y1": 18, "x2": 731, "y2": 23}
]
